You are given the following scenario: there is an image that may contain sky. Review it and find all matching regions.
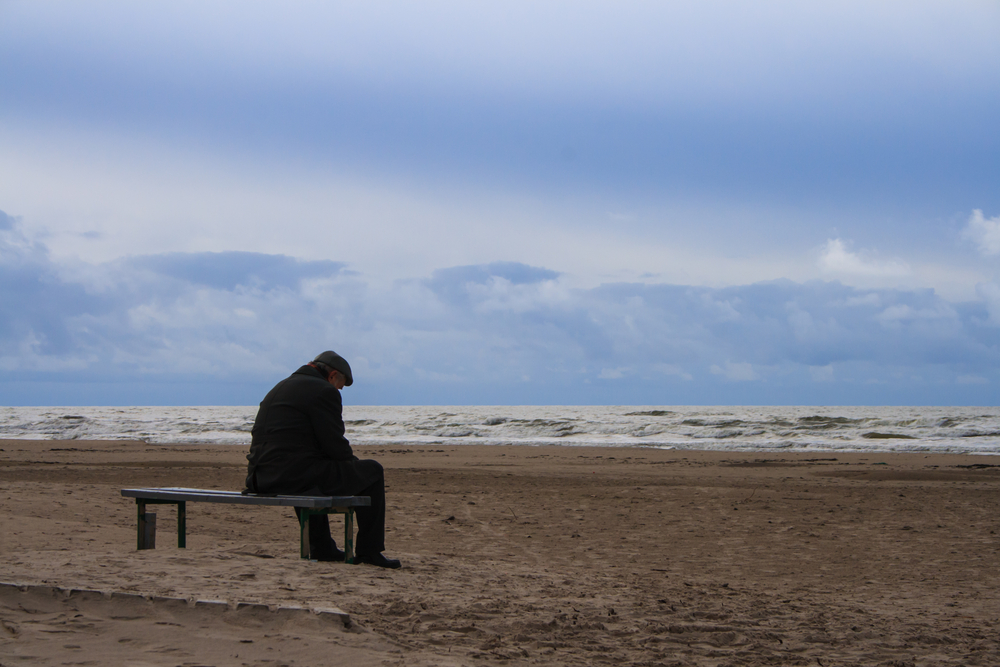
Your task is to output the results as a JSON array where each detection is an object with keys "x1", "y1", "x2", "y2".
[{"x1": 1, "y1": 0, "x2": 999, "y2": 406}]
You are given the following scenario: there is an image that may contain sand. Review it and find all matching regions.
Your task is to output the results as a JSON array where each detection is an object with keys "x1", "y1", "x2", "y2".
[{"x1": 1, "y1": 439, "x2": 999, "y2": 666}]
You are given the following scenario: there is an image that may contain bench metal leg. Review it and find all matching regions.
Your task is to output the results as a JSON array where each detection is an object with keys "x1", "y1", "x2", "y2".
[
  {"x1": 344, "y1": 509, "x2": 355, "y2": 564},
  {"x1": 298, "y1": 507, "x2": 355, "y2": 563},
  {"x1": 299, "y1": 508, "x2": 312, "y2": 560},
  {"x1": 137, "y1": 501, "x2": 150, "y2": 550},
  {"x1": 136, "y1": 499, "x2": 184, "y2": 550},
  {"x1": 177, "y1": 501, "x2": 186, "y2": 548}
]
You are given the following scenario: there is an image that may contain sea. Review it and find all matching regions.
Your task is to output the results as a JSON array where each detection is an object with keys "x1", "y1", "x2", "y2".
[{"x1": 1, "y1": 405, "x2": 999, "y2": 455}]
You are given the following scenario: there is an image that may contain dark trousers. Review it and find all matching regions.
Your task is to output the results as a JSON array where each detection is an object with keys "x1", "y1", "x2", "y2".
[{"x1": 294, "y1": 468, "x2": 386, "y2": 556}]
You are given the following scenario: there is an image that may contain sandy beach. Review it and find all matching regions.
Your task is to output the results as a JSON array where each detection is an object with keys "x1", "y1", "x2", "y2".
[{"x1": 1, "y1": 439, "x2": 999, "y2": 666}]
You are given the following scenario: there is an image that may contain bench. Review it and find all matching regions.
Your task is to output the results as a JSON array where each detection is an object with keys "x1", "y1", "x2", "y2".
[{"x1": 120, "y1": 487, "x2": 371, "y2": 563}]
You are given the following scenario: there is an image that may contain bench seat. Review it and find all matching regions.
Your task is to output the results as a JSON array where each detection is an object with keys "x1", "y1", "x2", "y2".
[{"x1": 121, "y1": 487, "x2": 371, "y2": 562}]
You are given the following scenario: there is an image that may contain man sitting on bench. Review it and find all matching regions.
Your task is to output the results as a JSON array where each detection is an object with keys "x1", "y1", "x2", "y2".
[{"x1": 245, "y1": 350, "x2": 401, "y2": 568}]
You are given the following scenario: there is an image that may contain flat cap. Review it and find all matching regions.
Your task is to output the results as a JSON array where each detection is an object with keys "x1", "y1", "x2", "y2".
[{"x1": 313, "y1": 350, "x2": 353, "y2": 386}]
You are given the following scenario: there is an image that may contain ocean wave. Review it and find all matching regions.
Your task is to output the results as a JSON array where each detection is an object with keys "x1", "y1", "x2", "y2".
[{"x1": 1, "y1": 405, "x2": 998, "y2": 454}]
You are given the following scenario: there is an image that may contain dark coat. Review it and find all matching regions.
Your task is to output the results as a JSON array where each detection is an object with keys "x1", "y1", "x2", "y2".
[{"x1": 245, "y1": 365, "x2": 380, "y2": 496}]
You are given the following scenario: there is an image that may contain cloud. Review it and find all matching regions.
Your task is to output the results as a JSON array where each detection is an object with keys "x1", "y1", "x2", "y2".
[
  {"x1": 809, "y1": 364, "x2": 834, "y2": 382},
  {"x1": 598, "y1": 367, "x2": 630, "y2": 380},
  {"x1": 651, "y1": 363, "x2": 693, "y2": 381},
  {"x1": 962, "y1": 209, "x2": 1000, "y2": 256},
  {"x1": 818, "y1": 239, "x2": 910, "y2": 277},
  {"x1": 428, "y1": 262, "x2": 559, "y2": 292},
  {"x1": 3, "y1": 0, "x2": 998, "y2": 245},
  {"x1": 710, "y1": 362, "x2": 757, "y2": 381},
  {"x1": 0, "y1": 209, "x2": 17, "y2": 230},
  {"x1": 425, "y1": 262, "x2": 563, "y2": 312},
  {"x1": 0, "y1": 216, "x2": 103, "y2": 365},
  {"x1": 2, "y1": 3, "x2": 999, "y2": 406},
  {"x1": 976, "y1": 281, "x2": 1000, "y2": 324},
  {"x1": 1, "y1": 220, "x2": 999, "y2": 404},
  {"x1": 125, "y1": 252, "x2": 347, "y2": 291}
]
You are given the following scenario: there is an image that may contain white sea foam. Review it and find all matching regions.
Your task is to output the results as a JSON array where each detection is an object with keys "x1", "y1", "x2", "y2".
[{"x1": 1, "y1": 405, "x2": 999, "y2": 454}]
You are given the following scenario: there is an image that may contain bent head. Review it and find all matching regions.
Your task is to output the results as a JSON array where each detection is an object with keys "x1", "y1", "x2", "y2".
[{"x1": 311, "y1": 350, "x2": 354, "y2": 388}]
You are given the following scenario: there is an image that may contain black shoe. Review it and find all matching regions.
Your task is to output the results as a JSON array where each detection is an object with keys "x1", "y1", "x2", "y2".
[
  {"x1": 312, "y1": 547, "x2": 346, "y2": 562},
  {"x1": 311, "y1": 539, "x2": 346, "y2": 562},
  {"x1": 354, "y1": 553, "x2": 401, "y2": 569}
]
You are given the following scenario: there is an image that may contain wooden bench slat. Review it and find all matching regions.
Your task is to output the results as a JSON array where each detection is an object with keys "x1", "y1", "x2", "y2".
[{"x1": 121, "y1": 487, "x2": 370, "y2": 508}]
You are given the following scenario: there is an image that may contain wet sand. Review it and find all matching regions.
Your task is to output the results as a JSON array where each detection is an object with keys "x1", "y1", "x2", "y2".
[{"x1": 1, "y1": 439, "x2": 999, "y2": 666}]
